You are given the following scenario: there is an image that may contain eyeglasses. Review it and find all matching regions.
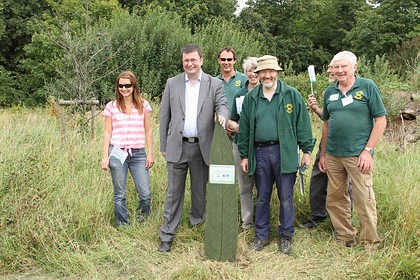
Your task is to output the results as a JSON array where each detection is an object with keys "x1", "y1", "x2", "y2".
[
  {"x1": 220, "y1": 58, "x2": 234, "y2": 62},
  {"x1": 118, "y1": 84, "x2": 133, "y2": 88},
  {"x1": 183, "y1": 58, "x2": 200, "y2": 64}
]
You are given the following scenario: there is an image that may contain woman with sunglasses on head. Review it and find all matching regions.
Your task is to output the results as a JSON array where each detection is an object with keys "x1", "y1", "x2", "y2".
[{"x1": 101, "y1": 71, "x2": 154, "y2": 226}]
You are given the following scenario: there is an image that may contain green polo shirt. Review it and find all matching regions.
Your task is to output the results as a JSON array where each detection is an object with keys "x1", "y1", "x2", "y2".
[
  {"x1": 323, "y1": 76, "x2": 386, "y2": 157},
  {"x1": 254, "y1": 90, "x2": 280, "y2": 143},
  {"x1": 216, "y1": 71, "x2": 247, "y2": 110}
]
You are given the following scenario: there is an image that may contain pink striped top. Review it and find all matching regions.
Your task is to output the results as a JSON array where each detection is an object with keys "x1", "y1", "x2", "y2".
[{"x1": 104, "y1": 100, "x2": 152, "y2": 149}]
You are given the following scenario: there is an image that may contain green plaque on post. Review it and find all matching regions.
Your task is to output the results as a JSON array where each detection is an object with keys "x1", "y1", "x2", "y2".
[{"x1": 204, "y1": 121, "x2": 238, "y2": 261}]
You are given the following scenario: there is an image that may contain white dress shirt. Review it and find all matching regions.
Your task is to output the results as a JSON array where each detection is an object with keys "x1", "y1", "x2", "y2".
[{"x1": 182, "y1": 71, "x2": 202, "y2": 137}]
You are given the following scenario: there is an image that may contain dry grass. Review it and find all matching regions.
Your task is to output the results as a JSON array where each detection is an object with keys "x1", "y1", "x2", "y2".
[{"x1": 0, "y1": 107, "x2": 418, "y2": 280}]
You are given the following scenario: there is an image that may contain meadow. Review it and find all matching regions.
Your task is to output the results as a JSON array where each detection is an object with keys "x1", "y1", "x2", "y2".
[{"x1": 0, "y1": 106, "x2": 418, "y2": 279}]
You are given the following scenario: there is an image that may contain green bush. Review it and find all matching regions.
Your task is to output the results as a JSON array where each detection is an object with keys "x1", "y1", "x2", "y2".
[
  {"x1": 0, "y1": 66, "x2": 21, "y2": 107},
  {"x1": 281, "y1": 69, "x2": 331, "y2": 105},
  {"x1": 357, "y1": 55, "x2": 411, "y2": 121},
  {"x1": 103, "y1": 6, "x2": 192, "y2": 101},
  {"x1": 19, "y1": 7, "x2": 268, "y2": 105},
  {"x1": 36, "y1": 8, "x2": 192, "y2": 104}
]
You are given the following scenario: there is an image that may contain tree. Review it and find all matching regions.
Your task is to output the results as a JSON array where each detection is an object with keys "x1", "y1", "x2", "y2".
[
  {"x1": 309, "y1": 0, "x2": 369, "y2": 55},
  {"x1": 345, "y1": 0, "x2": 419, "y2": 61},
  {"x1": 192, "y1": 18, "x2": 263, "y2": 76},
  {"x1": 0, "y1": 3, "x2": 6, "y2": 49},
  {"x1": 237, "y1": 0, "x2": 333, "y2": 71},
  {"x1": 17, "y1": 0, "x2": 120, "y2": 106},
  {"x1": 0, "y1": 0, "x2": 50, "y2": 71},
  {"x1": 21, "y1": 5, "x2": 192, "y2": 104},
  {"x1": 136, "y1": 0, "x2": 237, "y2": 33},
  {"x1": 19, "y1": 2, "x2": 264, "y2": 105},
  {"x1": 108, "y1": 6, "x2": 193, "y2": 100},
  {"x1": 0, "y1": 66, "x2": 20, "y2": 107}
]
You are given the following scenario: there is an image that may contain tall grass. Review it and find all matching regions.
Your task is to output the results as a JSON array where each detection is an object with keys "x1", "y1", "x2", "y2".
[{"x1": 0, "y1": 107, "x2": 418, "y2": 279}]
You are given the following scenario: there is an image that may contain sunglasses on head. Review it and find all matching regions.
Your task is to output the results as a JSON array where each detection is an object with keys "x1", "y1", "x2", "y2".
[
  {"x1": 118, "y1": 84, "x2": 133, "y2": 88},
  {"x1": 220, "y1": 58, "x2": 234, "y2": 62}
]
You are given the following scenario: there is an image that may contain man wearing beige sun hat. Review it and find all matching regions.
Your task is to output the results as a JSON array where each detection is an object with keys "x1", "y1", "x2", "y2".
[
  {"x1": 238, "y1": 55, "x2": 314, "y2": 254},
  {"x1": 253, "y1": 55, "x2": 283, "y2": 72}
]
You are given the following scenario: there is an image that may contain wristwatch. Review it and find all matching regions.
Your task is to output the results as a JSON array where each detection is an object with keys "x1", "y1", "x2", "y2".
[{"x1": 364, "y1": 147, "x2": 375, "y2": 156}]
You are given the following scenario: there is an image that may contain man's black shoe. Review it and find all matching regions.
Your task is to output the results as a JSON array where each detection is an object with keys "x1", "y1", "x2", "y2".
[
  {"x1": 250, "y1": 238, "x2": 268, "y2": 251},
  {"x1": 189, "y1": 221, "x2": 204, "y2": 229},
  {"x1": 158, "y1": 241, "x2": 172, "y2": 252},
  {"x1": 302, "y1": 216, "x2": 326, "y2": 229},
  {"x1": 279, "y1": 237, "x2": 292, "y2": 254}
]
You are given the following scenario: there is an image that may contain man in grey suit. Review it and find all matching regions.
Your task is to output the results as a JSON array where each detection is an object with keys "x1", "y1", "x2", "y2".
[{"x1": 159, "y1": 44, "x2": 230, "y2": 252}]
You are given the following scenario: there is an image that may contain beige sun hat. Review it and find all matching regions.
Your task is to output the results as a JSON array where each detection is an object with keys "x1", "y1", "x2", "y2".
[{"x1": 254, "y1": 55, "x2": 283, "y2": 72}]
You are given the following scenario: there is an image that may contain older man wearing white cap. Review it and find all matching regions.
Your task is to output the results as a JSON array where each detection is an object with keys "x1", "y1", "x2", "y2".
[{"x1": 238, "y1": 55, "x2": 314, "y2": 254}]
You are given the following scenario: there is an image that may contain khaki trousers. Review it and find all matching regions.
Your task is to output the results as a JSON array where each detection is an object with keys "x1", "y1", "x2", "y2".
[
  {"x1": 326, "y1": 154, "x2": 380, "y2": 244},
  {"x1": 233, "y1": 142, "x2": 255, "y2": 229}
]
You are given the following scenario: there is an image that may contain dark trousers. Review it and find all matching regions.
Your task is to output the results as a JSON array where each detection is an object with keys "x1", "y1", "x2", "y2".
[
  {"x1": 254, "y1": 144, "x2": 296, "y2": 240},
  {"x1": 309, "y1": 142, "x2": 353, "y2": 219},
  {"x1": 309, "y1": 147, "x2": 329, "y2": 219}
]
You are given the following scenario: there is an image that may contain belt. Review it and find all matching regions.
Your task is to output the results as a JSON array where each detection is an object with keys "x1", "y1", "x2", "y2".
[
  {"x1": 183, "y1": 137, "x2": 199, "y2": 143},
  {"x1": 255, "y1": 141, "x2": 279, "y2": 147}
]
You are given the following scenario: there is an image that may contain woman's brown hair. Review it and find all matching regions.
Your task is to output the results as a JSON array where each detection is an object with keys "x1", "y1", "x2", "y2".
[{"x1": 115, "y1": 71, "x2": 143, "y2": 114}]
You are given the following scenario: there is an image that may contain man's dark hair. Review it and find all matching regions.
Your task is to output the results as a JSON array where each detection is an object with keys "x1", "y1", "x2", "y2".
[
  {"x1": 218, "y1": 47, "x2": 236, "y2": 60},
  {"x1": 181, "y1": 44, "x2": 203, "y2": 57}
]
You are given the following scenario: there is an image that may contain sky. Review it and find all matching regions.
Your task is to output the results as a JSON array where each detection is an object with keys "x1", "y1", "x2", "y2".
[{"x1": 236, "y1": 0, "x2": 248, "y2": 15}]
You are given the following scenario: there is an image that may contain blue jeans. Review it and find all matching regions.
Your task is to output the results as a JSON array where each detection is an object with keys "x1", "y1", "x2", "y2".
[
  {"x1": 109, "y1": 146, "x2": 151, "y2": 226},
  {"x1": 254, "y1": 144, "x2": 296, "y2": 240}
]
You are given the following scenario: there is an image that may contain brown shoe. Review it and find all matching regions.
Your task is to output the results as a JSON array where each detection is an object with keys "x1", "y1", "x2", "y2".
[
  {"x1": 336, "y1": 239, "x2": 357, "y2": 248},
  {"x1": 361, "y1": 242, "x2": 382, "y2": 250}
]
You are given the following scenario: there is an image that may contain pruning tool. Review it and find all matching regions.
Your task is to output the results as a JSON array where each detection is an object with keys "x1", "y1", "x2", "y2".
[{"x1": 297, "y1": 149, "x2": 306, "y2": 196}]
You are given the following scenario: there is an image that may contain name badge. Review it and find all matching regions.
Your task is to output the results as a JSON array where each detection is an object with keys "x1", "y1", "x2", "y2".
[
  {"x1": 329, "y1": 94, "x2": 339, "y2": 101},
  {"x1": 341, "y1": 95, "x2": 354, "y2": 107}
]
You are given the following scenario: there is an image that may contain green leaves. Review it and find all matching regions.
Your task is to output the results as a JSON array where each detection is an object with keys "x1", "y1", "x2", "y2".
[
  {"x1": 1, "y1": 0, "x2": 418, "y2": 107},
  {"x1": 193, "y1": 19, "x2": 263, "y2": 76},
  {"x1": 345, "y1": 0, "x2": 419, "y2": 61}
]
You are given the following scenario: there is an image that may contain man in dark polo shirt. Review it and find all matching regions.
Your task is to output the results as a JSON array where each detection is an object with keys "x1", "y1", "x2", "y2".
[
  {"x1": 238, "y1": 55, "x2": 314, "y2": 254},
  {"x1": 216, "y1": 47, "x2": 247, "y2": 120},
  {"x1": 319, "y1": 51, "x2": 386, "y2": 249}
]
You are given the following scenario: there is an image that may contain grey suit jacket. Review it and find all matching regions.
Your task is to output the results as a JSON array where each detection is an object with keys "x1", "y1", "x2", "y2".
[{"x1": 160, "y1": 72, "x2": 229, "y2": 165}]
